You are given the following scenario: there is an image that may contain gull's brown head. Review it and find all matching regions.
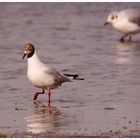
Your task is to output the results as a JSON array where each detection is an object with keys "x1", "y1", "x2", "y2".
[{"x1": 23, "y1": 43, "x2": 35, "y2": 59}]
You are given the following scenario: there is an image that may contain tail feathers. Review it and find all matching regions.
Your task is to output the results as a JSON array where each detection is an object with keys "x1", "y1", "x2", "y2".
[{"x1": 64, "y1": 74, "x2": 84, "y2": 80}]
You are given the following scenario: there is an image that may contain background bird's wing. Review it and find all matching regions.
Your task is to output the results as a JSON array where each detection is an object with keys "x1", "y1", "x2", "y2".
[{"x1": 124, "y1": 9, "x2": 140, "y2": 26}]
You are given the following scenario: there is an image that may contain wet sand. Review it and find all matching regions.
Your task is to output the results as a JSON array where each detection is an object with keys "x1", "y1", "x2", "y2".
[{"x1": 0, "y1": 3, "x2": 140, "y2": 137}]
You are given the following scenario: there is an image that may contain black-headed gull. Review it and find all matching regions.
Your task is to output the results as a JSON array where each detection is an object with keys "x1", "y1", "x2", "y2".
[
  {"x1": 104, "y1": 9, "x2": 140, "y2": 42},
  {"x1": 23, "y1": 43, "x2": 84, "y2": 106}
]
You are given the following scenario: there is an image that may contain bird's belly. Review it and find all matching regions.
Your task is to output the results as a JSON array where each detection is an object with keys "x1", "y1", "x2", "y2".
[
  {"x1": 114, "y1": 22, "x2": 140, "y2": 34},
  {"x1": 27, "y1": 71, "x2": 58, "y2": 90}
]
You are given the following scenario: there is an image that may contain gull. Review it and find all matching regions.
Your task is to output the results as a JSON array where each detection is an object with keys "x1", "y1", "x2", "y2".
[
  {"x1": 104, "y1": 9, "x2": 140, "y2": 42},
  {"x1": 23, "y1": 43, "x2": 84, "y2": 106}
]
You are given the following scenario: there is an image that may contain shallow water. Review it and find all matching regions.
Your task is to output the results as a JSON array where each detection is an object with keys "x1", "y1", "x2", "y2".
[{"x1": 1, "y1": 3, "x2": 140, "y2": 137}]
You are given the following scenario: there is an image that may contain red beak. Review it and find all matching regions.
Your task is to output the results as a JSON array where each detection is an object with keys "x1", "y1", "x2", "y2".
[{"x1": 22, "y1": 53, "x2": 27, "y2": 59}]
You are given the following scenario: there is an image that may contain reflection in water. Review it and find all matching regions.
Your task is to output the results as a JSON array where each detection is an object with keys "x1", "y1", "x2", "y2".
[
  {"x1": 25, "y1": 104, "x2": 62, "y2": 134},
  {"x1": 115, "y1": 42, "x2": 140, "y2": 65}
]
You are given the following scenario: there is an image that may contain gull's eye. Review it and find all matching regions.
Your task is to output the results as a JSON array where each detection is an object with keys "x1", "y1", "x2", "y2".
[{"x1": 111, "y1": 16, "x2": 114, "y2": 20}]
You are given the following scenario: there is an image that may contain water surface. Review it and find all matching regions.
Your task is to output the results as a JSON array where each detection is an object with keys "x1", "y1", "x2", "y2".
[{"x1": 0, "y1": 3, "x2": 140, "y2": 137}]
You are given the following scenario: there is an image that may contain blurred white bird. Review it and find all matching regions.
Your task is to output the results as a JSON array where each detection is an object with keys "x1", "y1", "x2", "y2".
[
  {"x1": 23, "y1": 43, "x2": 84, "y2": 106},
  {"x1": 104, "y1": 9, "x2": 140, "y2": 42}
]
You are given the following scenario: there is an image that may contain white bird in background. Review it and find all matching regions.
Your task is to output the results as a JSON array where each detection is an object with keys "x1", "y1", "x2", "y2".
[
  {"x1": 104, "y1": 9, "x2": 140, "y2": 42},
  {"x1": 23, "y1": 43, "x2": 84, "y2": 106}
]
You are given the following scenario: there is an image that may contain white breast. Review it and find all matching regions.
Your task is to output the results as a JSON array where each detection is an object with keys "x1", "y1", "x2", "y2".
[
  {"x1": 27, "y1": 52, "x2": 69, "y2": 89},
  {"x1": 27, "y1": 53, "x2": 55, "y2": 89}
]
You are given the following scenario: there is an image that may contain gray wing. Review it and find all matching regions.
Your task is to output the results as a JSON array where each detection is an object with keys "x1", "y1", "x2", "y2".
[
  {"x1": 124, "y1": 9, "x2": 140, "y2": 26},
  {"x1": 130, "y1": 18, "x2": 140, "y2": 26},
  {"x1": 43, "y1": 66, "x2": 70, "y2": 85}
]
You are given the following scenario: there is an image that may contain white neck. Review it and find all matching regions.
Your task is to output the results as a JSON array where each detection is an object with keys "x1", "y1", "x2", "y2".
[{"x1": 27, "y1": 51, "x2": 44, "y2": 68}]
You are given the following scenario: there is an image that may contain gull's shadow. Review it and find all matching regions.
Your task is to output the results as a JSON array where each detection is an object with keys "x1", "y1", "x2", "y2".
[
  {"x1": 25, "y1": 103, "x2": 62, "y2": 135},
  {"x1": 116, "y1": 41, "x2": 140, "y2": 50},
  {"x1": 115, "y1": 41, "x2": 140, "y2": 65}
]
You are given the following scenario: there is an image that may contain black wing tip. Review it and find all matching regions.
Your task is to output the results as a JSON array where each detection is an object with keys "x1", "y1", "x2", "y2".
[
  {"x1": 64, "y1": 74, "x2": 78, "y2": 79},
  {"x1": 77, "y1": 77, "x2": 85, "y2": 80},
  {"x1": 64, "y1": 74, "x2": 84, "y2": 80}
]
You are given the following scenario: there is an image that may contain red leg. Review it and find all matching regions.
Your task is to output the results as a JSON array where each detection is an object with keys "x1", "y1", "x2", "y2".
[
  {"x1": 48, "y1": 89, "x2": 51, "y2": 106},
  {"x1": 33, "y1": 89, "x2": 45, "y2": 101}
]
